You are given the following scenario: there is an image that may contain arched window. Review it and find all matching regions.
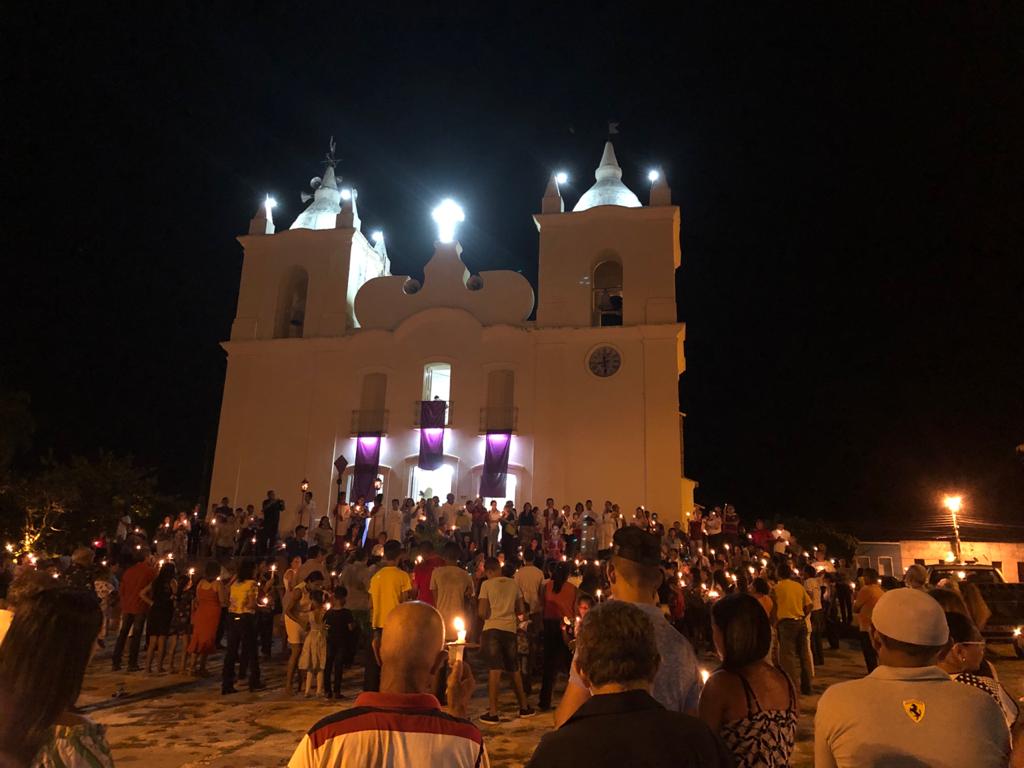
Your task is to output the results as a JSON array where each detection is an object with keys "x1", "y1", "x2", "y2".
[
  {"x1": 482, "y1": 369, "x2": 516, "y2": 431},
  {"x1": 593, "y1": 260, "x2": 623, "y2": 327},
  {"x1": 274, "y1": 266, "x2": 309, "y2": 339}
]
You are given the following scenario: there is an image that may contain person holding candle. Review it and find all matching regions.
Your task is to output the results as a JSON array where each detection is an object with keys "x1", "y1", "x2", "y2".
[
  {"x1": 287, "y1": 602, "x2": 485, "y2": 767},
  {"x1": 141, "y1": 561, "x2": 177, "y2": 673},
  {"x1": 222, "y1": 559, "x2": 264, "y2": 694},
  {"x1": 538, "y1": 561, "x2": 577, "y2": 711},
  {"x1": 184, "y1": 560, "x2": 222, "y2": 676}
]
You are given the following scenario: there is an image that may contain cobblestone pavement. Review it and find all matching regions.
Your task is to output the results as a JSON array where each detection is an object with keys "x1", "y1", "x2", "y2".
[{"x1": 82, "y1": 638, "x2": 1024, "y2": 767}]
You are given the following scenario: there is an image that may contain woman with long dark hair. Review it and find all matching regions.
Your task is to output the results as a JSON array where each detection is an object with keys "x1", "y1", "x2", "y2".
[
  {"x1": 538, "y1": 561, "x2": 577, "y2": 710},
  {"x1": 167, "y1": 568, "x2": 194, "y2": 674},
  {"x1": 142, "y1": 561, "x2": 177, "y2": 673},
  {"x1": 0, "y1": 586, "x2": 113, "y2": 767},
  {"x1": 699, "y1": 592, "x2": 797, "y2": 768}
]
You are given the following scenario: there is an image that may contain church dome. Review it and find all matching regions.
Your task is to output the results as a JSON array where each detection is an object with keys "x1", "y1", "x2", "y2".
[
  {"x1": 290, "y1": 166, "x2": 342, "y2": 230},
  {"x1": 572, "y1": 141, "x2": 642, "y2": 212}
]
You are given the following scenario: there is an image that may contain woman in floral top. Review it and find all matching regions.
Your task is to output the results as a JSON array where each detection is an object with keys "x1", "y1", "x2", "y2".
[{"x1": 0, "y1": 585, "x2": 114, "y2": 767}]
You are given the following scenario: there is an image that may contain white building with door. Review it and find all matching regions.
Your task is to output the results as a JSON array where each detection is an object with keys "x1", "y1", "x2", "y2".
[{"x1": 209, "y1": 141, "x2": 696, "y2": 529}]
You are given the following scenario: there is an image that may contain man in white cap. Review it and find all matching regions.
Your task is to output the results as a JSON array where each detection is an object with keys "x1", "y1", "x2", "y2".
[{"x1": 815, "y1": 587, "x2": 1009, "y2": 767}]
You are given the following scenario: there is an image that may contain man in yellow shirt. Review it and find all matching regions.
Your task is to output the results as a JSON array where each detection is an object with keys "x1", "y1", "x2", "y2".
[
  {"x1": 366, "y1": 539, "x2": 414, "y2": 691},
  {"x1": 771, "y1": 562, "x2": 812, "y2": 696},
  {"x1": 853, "y1": 568, "x2": 884, "y2": 671}
]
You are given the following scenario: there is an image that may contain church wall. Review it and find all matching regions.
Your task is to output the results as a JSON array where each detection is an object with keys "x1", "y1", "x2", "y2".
[{"x1": 210, "y1": 311, "x2": 687, "y2": 524}]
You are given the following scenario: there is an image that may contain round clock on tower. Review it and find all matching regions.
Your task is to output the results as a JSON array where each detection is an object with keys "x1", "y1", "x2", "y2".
[{"x1": 588, "y1": 345, "x2": 622, "y2": 377}]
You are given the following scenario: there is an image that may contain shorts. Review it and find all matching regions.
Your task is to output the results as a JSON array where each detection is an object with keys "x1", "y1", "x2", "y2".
[
  {"x1": 285, "y1": 614, "x2": 307, "y2": 646},
  {"x1": 482, "y1": 629, "x2": 517, "y2": 672}
]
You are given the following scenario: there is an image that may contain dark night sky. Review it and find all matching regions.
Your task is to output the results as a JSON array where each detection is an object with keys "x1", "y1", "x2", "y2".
[{"x1": 3, "y1": 4, "x2": 1023, "y2": 533}]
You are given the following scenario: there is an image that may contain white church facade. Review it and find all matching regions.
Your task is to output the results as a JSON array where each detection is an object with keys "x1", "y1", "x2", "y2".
[{"x1": 209, "y1": 141, "x2": 696, "y2": 525}]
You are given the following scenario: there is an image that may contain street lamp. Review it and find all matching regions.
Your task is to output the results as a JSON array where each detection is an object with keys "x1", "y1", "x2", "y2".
[{"x1": 943, "y1": 494, "x2": 963, "y2": 562}]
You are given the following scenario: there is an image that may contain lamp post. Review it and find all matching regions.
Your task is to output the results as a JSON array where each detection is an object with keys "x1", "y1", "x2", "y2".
[{"x1": 943, "y1": 495, "x2": 963, "y2": 562}]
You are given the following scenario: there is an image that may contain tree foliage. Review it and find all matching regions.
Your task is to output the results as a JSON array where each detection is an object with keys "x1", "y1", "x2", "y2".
[{"x1": 0, "y1": 451, "x2": 178, "y2": 554}]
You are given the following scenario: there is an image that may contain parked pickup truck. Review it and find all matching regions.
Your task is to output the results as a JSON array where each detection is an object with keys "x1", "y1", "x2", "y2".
[{"x1": 927, "y1": 564, "x2": 1024, "y2": 656}]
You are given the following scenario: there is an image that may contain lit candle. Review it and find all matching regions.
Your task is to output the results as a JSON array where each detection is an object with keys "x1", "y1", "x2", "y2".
[
  {"x1": 595, "y1": 588, "x2": 603, "y2": 601},
  {"x1": 270, "y1": 564, "x2": 277, "y2": 572},
  {"x1": 700, "y1": 668, "x2": 710, "y2": 685},
  {"x1": 260, "y1": 596, "x2": 269, "y2": 606},
  {"x1": 416, "y1": 555, "x2": 423, "y2": 565},
  {"x1": 188, "y1": 567, "x2": 195, "y2": 576},
  {"x1": 452, "y1": 616, "x2": 467, "y2": 662}
]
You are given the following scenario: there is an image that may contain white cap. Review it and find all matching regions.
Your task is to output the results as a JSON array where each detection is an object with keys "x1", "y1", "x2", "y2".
[{"x1": 872, "y1": 588, "x2": 949, "y2": 646}]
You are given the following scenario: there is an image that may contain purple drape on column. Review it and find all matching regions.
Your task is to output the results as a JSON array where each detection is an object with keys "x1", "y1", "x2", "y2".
[
  {"x1": 351, "y1": 434, "x2": 381, "y2": 502},
  {"x1": 418, "y1": 401, "x2": 447, "y2": 470},
  {"x1": 480, "y1": 431, "x2": 512, "y2": 497},
  {"x1": 418, "y1": 429, "x2": 445, "y2": 470}
]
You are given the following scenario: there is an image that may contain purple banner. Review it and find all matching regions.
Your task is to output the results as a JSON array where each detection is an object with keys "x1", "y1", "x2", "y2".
[
  {"x1": 420, "y1": 399, "x2": 447, "y2": 429},
  {"x1": 351, "y1": 434, "x2": 381, "y2": 502},
  {"x1": 480, "y1": 432, "x2": 512, "y2": 497},
  {"x1": 418, "y1": 428, "x2": 445, "y2": 470}
]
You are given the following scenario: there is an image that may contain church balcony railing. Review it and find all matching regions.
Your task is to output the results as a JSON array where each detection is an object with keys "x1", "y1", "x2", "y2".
[
  {"x1": 412, "y1": 400, "x2": 451, "y2": 427},
  {"x1": 479, "y1": 406, "x2": 518, "y2": 433},
  {"x1": 350, "y1": 410, "x2": 389, "y2": 435}
]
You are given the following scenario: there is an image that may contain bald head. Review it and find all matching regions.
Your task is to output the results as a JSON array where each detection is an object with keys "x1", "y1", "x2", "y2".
[{"x1": 379, "y1": 602, "x2": 446, "y2": 693}]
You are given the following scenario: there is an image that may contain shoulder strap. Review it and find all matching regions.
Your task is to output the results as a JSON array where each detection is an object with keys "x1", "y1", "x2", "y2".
[
  {"x1": 732, "y1": 670, "x2": 759, "y2": 714},
  {"x1": 777, "y1": 665, "x2": 797, "y2": 711}
]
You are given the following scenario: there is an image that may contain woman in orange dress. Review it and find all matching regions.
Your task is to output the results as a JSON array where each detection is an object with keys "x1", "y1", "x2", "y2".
[{"x1": 185, "y1": 561, "x2": 222, "y2": 676}]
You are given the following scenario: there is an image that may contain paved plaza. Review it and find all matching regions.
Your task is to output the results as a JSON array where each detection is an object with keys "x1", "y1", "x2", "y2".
[{"x1": 80, "y1": 638, "x2": 1024, "y2": 767}]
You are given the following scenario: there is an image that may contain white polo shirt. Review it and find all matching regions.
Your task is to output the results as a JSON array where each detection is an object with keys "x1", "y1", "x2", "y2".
[{"x1": 815, "y1": 665, "x2": 1009, "y2": 768}]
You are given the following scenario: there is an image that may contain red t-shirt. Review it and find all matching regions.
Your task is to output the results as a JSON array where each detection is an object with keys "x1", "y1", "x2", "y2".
[
  {"x1": 751, "y1": 529, "x2": 773, "y2": 551},
  {"x1": 542, "y1": 580, "x2": 578, "y2": 621},
  {"x1": 119, "y1": 562, "x2": 155, "y2": 614},
  {"x1": 413, "y1": 555, "x2": 446, "y2": 605}
]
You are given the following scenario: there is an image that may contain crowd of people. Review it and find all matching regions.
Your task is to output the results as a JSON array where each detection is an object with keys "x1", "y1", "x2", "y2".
[{"x1": 0, "y1": 493, "x2": 1021, "y2": 767}]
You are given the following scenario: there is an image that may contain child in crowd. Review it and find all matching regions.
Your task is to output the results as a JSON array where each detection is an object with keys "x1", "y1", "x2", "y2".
[
  {"x1": 93, "y1": 566, "x2": 117, "y2": 638},
  {"x1": 562, "y1": 593, "x2": 594, "y2": 654},
  {"x1": 299, "y1": 590, "x2": 328, "y2": 697},
  {"x1": 324, "y1": 586, "x2": 356, "y2": 699}
]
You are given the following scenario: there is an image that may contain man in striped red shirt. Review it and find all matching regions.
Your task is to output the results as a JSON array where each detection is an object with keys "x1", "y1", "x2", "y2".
[{"x1": 288, "y1": 601, "x2": 488, "y2": 767}]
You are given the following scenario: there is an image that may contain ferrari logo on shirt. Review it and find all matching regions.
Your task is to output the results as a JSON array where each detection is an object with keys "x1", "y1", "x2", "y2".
[{"x1": 902, "y1": 699, "x2": 926, "y2": 723}]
